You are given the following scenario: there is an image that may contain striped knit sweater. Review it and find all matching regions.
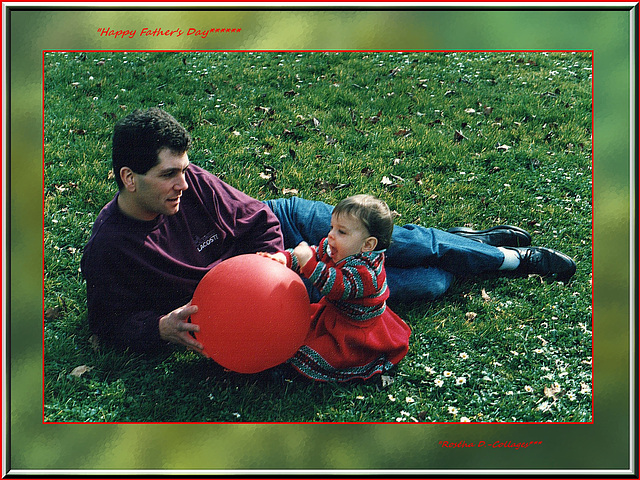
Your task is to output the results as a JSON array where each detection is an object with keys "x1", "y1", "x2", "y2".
[{"x1": 284, "y1": 237, "x2": 389, "y2": 322}]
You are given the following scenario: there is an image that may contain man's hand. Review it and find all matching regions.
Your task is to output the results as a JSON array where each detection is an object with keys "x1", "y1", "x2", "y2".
[
  {"x1": 293, "y1": 242, "x2": 314, "y2": 269},
  {"x1": 158, "y1": 302, "x2": 203, "y2": 352}
]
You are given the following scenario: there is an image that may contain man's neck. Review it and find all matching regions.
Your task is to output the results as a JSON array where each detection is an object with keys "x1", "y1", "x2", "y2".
[{"x1": 116, "y1": 192, "x2": 158, "y2": 222}]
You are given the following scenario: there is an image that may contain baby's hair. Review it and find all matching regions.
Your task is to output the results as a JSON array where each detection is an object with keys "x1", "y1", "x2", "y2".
[{"x1": 333, "y1": 194, "x2": 394, "y2": 250}]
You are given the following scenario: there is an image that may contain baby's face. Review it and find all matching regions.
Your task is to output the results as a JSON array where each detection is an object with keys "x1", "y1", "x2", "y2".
[{"x1": 326, "y1": 213, "x2": 371, "y2": 263}]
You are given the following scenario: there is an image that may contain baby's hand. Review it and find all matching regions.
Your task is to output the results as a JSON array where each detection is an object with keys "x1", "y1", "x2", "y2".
[
  {"x1": 256, "y1": 252, "x2": 287, "y2": 265},
  {"x1": 293, "y1": 242, "x2": 314, "y2": 269}
]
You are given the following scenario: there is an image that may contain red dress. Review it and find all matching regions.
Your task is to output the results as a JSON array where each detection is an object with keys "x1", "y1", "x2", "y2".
[{"x1": 284, "y1": 238, "x2": 411, "y2": 382}]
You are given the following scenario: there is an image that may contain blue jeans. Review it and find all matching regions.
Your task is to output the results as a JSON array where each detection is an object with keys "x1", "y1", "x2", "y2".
[{"x1": 264, "y1": 197, "x2": 504, "y2": 303}]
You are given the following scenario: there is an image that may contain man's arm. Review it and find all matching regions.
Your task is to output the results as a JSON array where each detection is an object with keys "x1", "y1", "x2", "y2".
[
  {"x1": 86, "y1": 281, "x2": 203, "y2": 353},
  {"x1": 234, "y1": 203, "x2": 284, "y2": 255},
  {"x1": 82, "y1": 240, "x2": 195, "y2": 353},
  {"x1": 191, "y1": 165, "x2": 285, "y2": 255}
]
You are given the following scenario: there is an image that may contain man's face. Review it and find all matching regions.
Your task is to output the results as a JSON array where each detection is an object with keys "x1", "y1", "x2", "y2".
[{"x1": 129, "y1": 148, "x2": 190, "y2": 221}]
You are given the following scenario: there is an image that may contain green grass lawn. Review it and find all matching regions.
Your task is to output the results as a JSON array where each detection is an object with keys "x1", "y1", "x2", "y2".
[{"x1": 44, "y1": 51, "x2": 592, "y2": 422}]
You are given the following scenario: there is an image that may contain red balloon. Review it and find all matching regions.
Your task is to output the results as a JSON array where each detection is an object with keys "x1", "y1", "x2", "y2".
[{"x1": 191, "y1": 254, "x2": 311, "y2": 373}]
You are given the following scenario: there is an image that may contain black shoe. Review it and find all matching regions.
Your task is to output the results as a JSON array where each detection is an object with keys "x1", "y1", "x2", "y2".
[
  {"x1": 447, "y1": 225, "x2": 532, "y2": 247},
  {"x1": 507, "y1": 246, "x2": 576, "y2": 282}
]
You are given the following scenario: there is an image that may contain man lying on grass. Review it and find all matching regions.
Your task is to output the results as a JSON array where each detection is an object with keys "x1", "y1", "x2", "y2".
[{"x1": 81, "y1": 108, "x2": 576, "y2": 355}]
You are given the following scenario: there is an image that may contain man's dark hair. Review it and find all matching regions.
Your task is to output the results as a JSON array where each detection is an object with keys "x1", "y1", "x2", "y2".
[{"x1": 112, "y1": 108, "x2": 192, "y2": 189}]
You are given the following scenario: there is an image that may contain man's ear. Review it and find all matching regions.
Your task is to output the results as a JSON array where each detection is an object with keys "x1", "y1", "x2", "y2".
[
  {"x1": 362, "y1": 236, "x2": 378, "y2": 252},
  {"x1": 120, "y1": 167, "x2": 136, "y2": 192}
]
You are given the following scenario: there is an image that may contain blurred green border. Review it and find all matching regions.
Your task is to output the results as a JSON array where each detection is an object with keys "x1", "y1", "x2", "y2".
[{"x1": 7, "y1": 4, "x2": 635, "y2": 475}]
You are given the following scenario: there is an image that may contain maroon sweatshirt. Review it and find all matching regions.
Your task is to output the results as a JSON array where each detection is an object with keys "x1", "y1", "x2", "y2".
[{"x1": 81, "y1": 165, "x2": 283, "y2": 352}]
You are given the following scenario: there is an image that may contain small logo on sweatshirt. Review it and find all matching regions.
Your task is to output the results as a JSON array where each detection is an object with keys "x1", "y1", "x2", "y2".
[{"x1": 195, "y1": 231, "x2": 219, "y2": 252}]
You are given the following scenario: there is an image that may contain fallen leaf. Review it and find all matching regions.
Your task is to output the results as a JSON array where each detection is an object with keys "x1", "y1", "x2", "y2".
[
  {"x1": 70, "y1": 365, "x2": 93, "y2": 377},
  {"x1": 282, "y1": 188, "x2": 299, "y2": 195},
  {"x1": 481, "y1": 288, "x2": 491, "y2": 302},
  {"x1": 259, "y1": 165, "x2": 277, "y2": 186},
  {"x1": 454, "y1": 130, "x2": 468, "y2": 142},
  {"x1": 536, "y1": 335, "x2": 548, "y2": 346},
  {"x1": 381, "y1": 375, "x2": 395, "y2": 387},
  {"x1": 368, "y1": 110, "x2": 382, "y2": 124},
  {"x1": 255, "y1": 106, "x2": 275, "y2": 116},
  {"x1": 464, "y1": 108, "x2": 476, "y2": 114},
  {"x1": 465, "y1": 312, "x2": 478, "y2": 322},
  {"x1": 314, "y1": 179, "x2": 336, "y2": 192},
  {"x1": 265, "y1": 180, "x2": 279, "y2": 194},
  {"x1": 544, "y1": 383, "x2": 562, "y2": 399},
  {"x1": 44, "y1": 306, "x2": 62, "y2": 321},
  {"x1": 496, "y1": 143, "x2": 512, "y2": 151},
  {"x1": 313, "y1": 180, "x2": 350, "y2": 192},
  {"x1": 282, "y1": 128, "x2": 300, "y2": 140}
]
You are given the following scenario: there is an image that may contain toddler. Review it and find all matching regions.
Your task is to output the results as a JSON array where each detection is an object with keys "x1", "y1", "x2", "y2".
[{"x1": 263, "y1": 194, "x2": 411, "y2": 382}]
